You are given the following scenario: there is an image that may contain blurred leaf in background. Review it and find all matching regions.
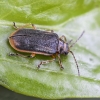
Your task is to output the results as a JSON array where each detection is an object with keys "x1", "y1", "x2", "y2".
[{"x1": 0, "y1": 0, "x2": 100, "y2": 99}]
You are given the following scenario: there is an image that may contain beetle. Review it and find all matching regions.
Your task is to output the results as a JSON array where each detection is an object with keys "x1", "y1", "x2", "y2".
[{"x1": 9, "y1": 22, "x2": 84, "y2": 76}]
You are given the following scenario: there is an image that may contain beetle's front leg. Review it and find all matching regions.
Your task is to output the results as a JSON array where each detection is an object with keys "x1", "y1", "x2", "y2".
[
  {"x1": 9, "y1": 53, "x2": 35, "y2": 58},
  {"x1": 57, "y1": 54, "x2": 64, "y2": 70},
  {"x1": 59, "y1": 35, "x2": 67, "y2": 43}
]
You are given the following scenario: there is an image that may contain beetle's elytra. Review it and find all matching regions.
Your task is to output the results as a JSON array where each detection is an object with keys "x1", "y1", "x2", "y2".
[{"x1": 9, "y1": 22, "x2": 84, "y2": 76}]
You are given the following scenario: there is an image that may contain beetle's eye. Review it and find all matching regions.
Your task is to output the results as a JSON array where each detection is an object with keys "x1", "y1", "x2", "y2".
[
  {"x1": 64, "y1": 52, "x2": 68, "y2": 55},
  {"x1": 60, "y1": 48, "x2": 63, "y2": 53},
  {"x1": 64, "y1": 52, "x2": 66, "y2": 55}
]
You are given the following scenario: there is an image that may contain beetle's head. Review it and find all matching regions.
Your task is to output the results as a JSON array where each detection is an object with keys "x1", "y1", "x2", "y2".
[
  {"x1": 58, "y1": 31, "x2": 85, "y2": 76},
  {"x1": 58, "y1": 31, "x2": 85, "y2": 55},
  {"x1": 58, "y1": 40, "x2": 69, "y2": 55}
]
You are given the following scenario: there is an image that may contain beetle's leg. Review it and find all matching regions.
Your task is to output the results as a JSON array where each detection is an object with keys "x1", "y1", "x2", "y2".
[
  {"x1": 9, "y1": 53, "x2": 35, "y2": 58},
  {"x1": 37, "y1": 59, "x2": 55, "y2": 68},
  {"x1": 57, "y1": 54, "x2": 64, "y2": 70},
  {"x1": 13, "y1": 22, "x2": 36, "y2": 30},
  {"x1": 13, "y1": 22, "x2": 18, "y2": 29},
  {"x1": 37, "y1": 55, "x2": 56, "y2": 68},
  {"x1": 51, "y1": 30, "x2": 54, "y2": 33},
  {"x1": 59, "y1": 35, "x2": 67, "y2": 43},
  {"x1": 31, "y1": 24, "x2": 36, "y2": 30},
  {"x1": 9, "y1": 53, "x2": 24, "y2": 57},
  {"x1": 26, "y1": 53, "x2": 36, "y2": 58},
  {"x1": 45, "y1": 30, "x2": 54, "y2": 33}
]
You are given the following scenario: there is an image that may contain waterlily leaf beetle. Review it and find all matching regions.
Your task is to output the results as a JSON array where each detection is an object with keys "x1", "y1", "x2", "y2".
[{"x1": 9, "y1": 22, "x2": 84, "y2": 76}]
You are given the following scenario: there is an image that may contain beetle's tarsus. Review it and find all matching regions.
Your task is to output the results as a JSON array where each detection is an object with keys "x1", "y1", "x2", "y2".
[
  {"x1": 13, "y1": 22, "x2": 18, "y2": 29},
  {"x1": 37, "y1": 65, "x2": 40, "y2": 69},
  {"x1": 9, "y1": 53, "x2": 21, "y2": 57},
  {"x1": 60, "y1": 66, "x2": 64, "y2": 70},
  {"x1": 9, "y1": 53, "x2": 16, "y2": 56},
  {"x1": 9, "y1": 53, "x2": 35, "y2": 58}
]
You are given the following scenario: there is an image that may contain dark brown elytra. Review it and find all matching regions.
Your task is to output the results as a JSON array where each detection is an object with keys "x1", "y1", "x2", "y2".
[{"x1": 9, "y1": 22, "x2": 84, "y2": 76}]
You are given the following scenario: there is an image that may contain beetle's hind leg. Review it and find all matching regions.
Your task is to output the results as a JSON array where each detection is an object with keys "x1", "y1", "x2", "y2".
[{"x1": 9, "y1": 53, "x2": 35, "y2": 58}]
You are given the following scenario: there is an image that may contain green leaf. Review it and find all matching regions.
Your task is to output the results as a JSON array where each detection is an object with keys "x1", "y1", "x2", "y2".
[{"x1": 0, "y1": 0, "x2": 100, "y2": 99}]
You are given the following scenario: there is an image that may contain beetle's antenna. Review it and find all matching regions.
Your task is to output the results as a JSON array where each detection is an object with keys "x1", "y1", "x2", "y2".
[
  {"x1": 69, "y1": 31, "x2": 85, "y2": 48},
  {"x1": 69, "y1": 51, "x2": 80, "y2": 76}
]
